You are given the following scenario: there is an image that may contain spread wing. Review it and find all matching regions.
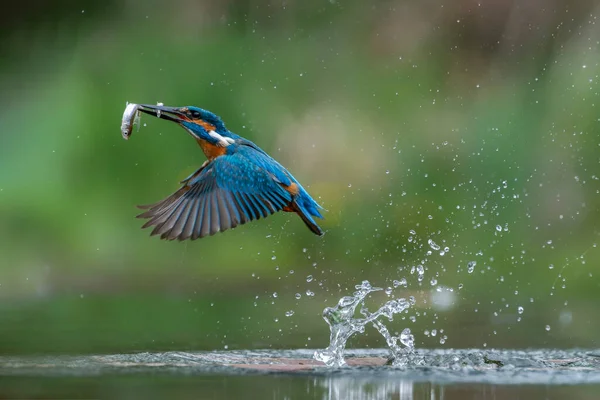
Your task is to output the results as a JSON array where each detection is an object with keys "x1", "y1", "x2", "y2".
[{"x1": 136, "y1": 149, "x2": 294, "y2": 240}]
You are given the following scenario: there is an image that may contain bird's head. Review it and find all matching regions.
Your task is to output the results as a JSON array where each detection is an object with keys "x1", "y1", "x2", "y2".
[{"x1": 138, "y1": 104, "x2": 237, "y2": 145}]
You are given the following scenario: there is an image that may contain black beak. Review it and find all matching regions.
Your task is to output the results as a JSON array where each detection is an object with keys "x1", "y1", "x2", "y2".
[{"x1": 138, "y1": 104, "x2": 186, "y2": 123}]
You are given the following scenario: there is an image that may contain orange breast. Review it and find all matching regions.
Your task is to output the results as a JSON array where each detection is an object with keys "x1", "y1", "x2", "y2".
[{"x1": 197, "y1": 139, "x2": 227, "y2": 160}]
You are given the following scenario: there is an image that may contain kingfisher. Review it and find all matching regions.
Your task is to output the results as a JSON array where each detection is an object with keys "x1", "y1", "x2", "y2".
[{"x1": 126, "y1": 104, "x2": 325, "y2": 241}]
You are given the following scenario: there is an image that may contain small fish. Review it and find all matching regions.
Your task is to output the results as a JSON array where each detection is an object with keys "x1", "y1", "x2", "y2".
[{"x1": 121, "y1": 103, "x2": 141, "y2": 140}]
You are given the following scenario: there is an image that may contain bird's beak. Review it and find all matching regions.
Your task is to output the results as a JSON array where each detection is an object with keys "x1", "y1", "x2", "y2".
[{"x1": 137, "y1": 104, "x2": 187, "y2": 123}]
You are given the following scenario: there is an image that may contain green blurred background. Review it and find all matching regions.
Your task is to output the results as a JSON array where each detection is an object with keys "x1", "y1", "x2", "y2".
[{"x1": 0, "y1": 0, "x2": 598, "y2": 355}]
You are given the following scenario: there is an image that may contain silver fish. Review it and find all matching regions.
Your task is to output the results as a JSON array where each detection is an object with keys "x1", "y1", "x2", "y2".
[{"x1": 121, "y1": 103, "x2": 141, "y2": 140}]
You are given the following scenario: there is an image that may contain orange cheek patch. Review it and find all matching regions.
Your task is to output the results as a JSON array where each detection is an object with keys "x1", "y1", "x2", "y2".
[
  {"x1": 193, "y1": 119, "x2": 216, "y2": 132},
  {"x1": 197, "y1": 139, "x2": 227, "y2": 159}
]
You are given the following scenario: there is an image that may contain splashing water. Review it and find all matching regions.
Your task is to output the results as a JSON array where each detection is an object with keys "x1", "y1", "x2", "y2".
[{"x1": 314, "y1": 280, "x2": 416, "y2": 367}]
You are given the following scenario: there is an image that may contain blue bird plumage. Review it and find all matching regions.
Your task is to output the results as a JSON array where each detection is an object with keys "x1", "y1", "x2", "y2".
[{"x1": 131, "y1": 104, "x2": 324, "y2": 240}]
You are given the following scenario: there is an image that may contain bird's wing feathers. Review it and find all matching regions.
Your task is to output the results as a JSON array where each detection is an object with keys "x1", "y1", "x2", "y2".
[
  {"x1": 235, "y1": 140, "x2": 294, "y2": 186},
  {"x1": 136, "y1": 149, "x2": 293, "y2": 240}
]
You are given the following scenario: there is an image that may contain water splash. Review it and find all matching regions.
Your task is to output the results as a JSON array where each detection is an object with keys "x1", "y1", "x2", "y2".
[{"x1": 314, "y1": 280, "x2": 416, "y2": 367}]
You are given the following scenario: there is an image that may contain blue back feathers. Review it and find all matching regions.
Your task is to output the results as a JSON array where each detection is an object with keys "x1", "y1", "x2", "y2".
[{"x1": 187, "y1": 106, "x2": 322, "y2": 218}]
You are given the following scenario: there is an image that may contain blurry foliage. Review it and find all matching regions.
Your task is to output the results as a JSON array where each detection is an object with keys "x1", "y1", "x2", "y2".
[{"x1": 0, "y1": 0, "x2": 599, "y2": 353}]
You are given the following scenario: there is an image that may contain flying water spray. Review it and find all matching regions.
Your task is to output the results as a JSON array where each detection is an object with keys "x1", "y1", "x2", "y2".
[{"x1": 314, "y1": 280, "x2": 418, "y2": 367}]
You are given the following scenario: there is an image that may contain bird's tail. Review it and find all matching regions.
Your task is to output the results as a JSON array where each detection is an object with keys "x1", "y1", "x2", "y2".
[
  {"x1": 288, "y1": 198, "x2": 324, "y2": 236},
  {"x1": 297, "y1": 207, "x2": 324, "y2": 236}
]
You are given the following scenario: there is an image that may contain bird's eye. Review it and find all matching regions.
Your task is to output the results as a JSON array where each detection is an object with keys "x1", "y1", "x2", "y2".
[{"x1": 190, "y1": 110, "x2": 201, "y2": 119}]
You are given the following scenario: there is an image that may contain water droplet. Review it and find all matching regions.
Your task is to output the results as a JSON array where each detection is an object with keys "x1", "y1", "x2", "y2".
[
  {"x1": 285, "y1": 310, "x2": 294, "y2": 317},
  {"x1": 416, "y1": 265, "x2": 424, "y2": 275},
  {"x1": 495, "y1": 225, "x2": 502, "y2": 232},
  {"x1": 545, "y1": 325, "x2": 551, "y2": 331},
  {"x1": 518, "y1": 306, "x2": 524, "y2": 314},
  {"x1": 272, "y1": 292, "x2": 278, "y2": 298},
  {"x1": 306, "y1": 275, "x2": 314, "y2": 282},
  {"x1": 428, "y1": 239, "x2": 440, "y2": 251},
  {"x1": 467, "y1": 261, "x2": 476, "y2": 273},
  {"x1": 400, "y1": 328, "x2": 414, "y2": 348},
  {"x1": 295, "y1": 293, "x2": 302, "y2": 299},
  {"x1": 393, "y1": 278, "x2": 407, "y2": 288}
]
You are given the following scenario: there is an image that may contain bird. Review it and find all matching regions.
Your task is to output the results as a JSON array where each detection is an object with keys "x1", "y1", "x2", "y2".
[{"x1": 127, "y1": 104, "x2": 325, "y2": 241}]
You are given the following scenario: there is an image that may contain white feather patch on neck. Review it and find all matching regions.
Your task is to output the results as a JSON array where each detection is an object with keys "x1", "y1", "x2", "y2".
[{"x1": 209, "y1": 130, "x2": 235, "y2": 147}]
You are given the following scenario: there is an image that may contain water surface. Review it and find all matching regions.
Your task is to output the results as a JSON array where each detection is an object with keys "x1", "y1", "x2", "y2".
[{"x1": 1, "y1": 349, "x2": 599, "y2": 399}]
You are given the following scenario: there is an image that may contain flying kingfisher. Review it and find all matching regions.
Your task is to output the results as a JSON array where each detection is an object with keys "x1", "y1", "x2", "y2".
[{"x1": 123, "y1": 104, "x2": 324, "y2": 241}]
